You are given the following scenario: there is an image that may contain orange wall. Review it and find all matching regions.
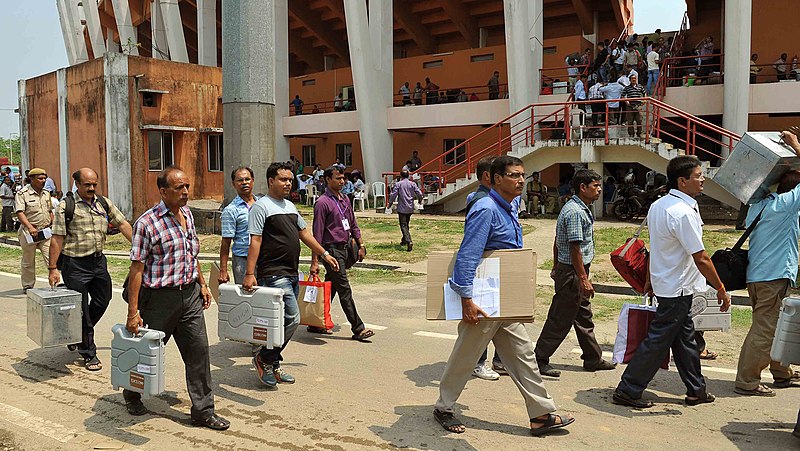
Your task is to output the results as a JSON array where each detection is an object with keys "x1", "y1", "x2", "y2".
[
  {"x1": 65, "y1": 59, "x2": 107, "y2": 194},
  {"x1": 750, "y1": 0, "x2": 800, "y2": 65},
  {"x1": 25, "y1": 72, "x2": 60, "y2": 183}
]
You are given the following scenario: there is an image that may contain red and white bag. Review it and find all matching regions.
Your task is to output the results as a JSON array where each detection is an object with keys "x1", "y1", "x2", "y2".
[
  {"x1": 610, "y1": 218, "x2": 649, "y2": 294},
  {"x1": 298, "y1": 276, "x2": 334, "y2": 330},
  {"x1": 612, "y1": 295, "x2": 670, "y2": 370}
]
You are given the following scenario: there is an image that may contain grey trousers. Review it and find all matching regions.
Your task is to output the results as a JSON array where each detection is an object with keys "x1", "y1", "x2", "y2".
[
  {"x1": 436, "y1": 320, "x2": 557, "y2": 419},
  {"x1": 123, "y1": 282, "x2": 215, "y2": 420}
]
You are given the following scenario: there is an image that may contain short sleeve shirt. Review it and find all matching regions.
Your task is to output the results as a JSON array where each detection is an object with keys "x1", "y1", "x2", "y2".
[
  {"x1": 221, "y1": 195, "x2": 259, "y2": 257},
  {"x1": 52, "y1": 195, "x2": 127, "y2": 257},
  {"x1": 556, "y1": 195, "x2": 595, "y2": 265},
  {"x1": 14, "y1": 186, "x2": 52, "y2": 228},
  {"x1": 0, "y1": 183, "x2": 14, "y2": 207},
  {"x1": 248, "y1": 195, "x2": 307, "y2": 278}
]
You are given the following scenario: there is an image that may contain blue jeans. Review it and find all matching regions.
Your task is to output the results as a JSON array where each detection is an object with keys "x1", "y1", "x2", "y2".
[
  {"x1": 617, "y1": 294, "x2": 706, "y2": 399},
  {"x1": 231, "y1": 255, "x2": 248, "y2": 284},
  {"x1": 477, "y1": 347, "x2": 503, "y2": 367},
  {"x1": 257, "y1": 275, "x2": 300, "y2": 366},
  {"x1": 647, "y1": 69, "x2": 660, "y2": 95}
]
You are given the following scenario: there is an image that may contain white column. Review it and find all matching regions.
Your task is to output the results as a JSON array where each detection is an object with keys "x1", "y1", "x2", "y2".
[
  {"x1": 17, "y1": 80, "x2": 29, "y2": 170},
  {"x1": 159, "y1": 0, "x2": 189, "y2": 63},
  {"x1": 197, "y1": 0, "x2": 217, "y2": 66},
  {"x1": 103, "y1": 53, "x2": 133, "y2": 217},
  {"x1": 722, "y1": 0, "x2": 751, "y2": 159},
  {"x1": 151, "y1": 0, "x2": 169, "y2": 60},
  {"x1": 343, "y1": 0, "x2": 394, "y2": 184},
  {"x1": 110, "y1": 0, "x2": 139, "y2": 55},
  {"x1": 57, "y1": 69, "x2": 71, "y2": 191},
  {"x1": 504, "y1": 0, "x2": 542, "y2": 122},
  {"x1": 56, "y1": 0, "x2": 77, "y2": 65},
  {"x1": 82, "y1": 0, "x2": 106, "y2": 58},
  {"x1": 273, "y1": 0, "x2": 290, "y2": 162},
  {"x1": 64, "y1": 0, "x2": 89, "y2": 63}
]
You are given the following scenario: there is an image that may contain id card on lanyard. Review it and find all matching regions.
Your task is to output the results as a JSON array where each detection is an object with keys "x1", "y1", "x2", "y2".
[{"x1": 330, "y1": 194, "x2": 351, "y2": 232}]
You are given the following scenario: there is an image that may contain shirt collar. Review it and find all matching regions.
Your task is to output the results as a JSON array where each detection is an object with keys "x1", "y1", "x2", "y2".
[
  {"x1": 325, "y1": 187, "x2": 343, "y2": 200},
  {"x1": 570, "y1": 195, "x2": 594, "y2": 219},
  {"x1": 668, "y1": 189, "x2": 698, "y2": 209},
  {"x1": 488, "y1": 189, "x2": 513, "y2": 213},
  {"x1": 477, "y1": 185, "x2": 491, "y2": 193},
  {"x1": 154, "y1": 201, "x2": 188, "y2": 218}
]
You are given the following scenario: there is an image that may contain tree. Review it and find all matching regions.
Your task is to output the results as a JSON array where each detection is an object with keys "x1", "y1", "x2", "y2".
[{"x1": 0, "y1": 135, "x2": 21, "y2": 165}]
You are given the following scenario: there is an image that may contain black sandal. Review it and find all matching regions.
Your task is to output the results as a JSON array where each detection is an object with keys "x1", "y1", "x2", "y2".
[
  {"x1": 530, "y1": 413, "x2": 575, "y2": 436},
  {"x1": 352, "y1": 329, "x2": 375, "y2": 342},
  {"x1": 685, "y1": 392, "x2": 715, "y2": 406},
  {"x1": 307, "y1": 326, "x2": 333, "y2": 335},
  {"x1": 125, "y1": 399, "x2": 148, "y2": 416},
  {"x1": 433, "y1": 409, "x2": 465, "y2": 434},
  {"x1": 192, "y1": 414, "x2": 230, "y2": 431},
  {"x1": 84, "y1": 356, "x2": 102, "y2": 371},
  {"x1": 612, "y1": 390, "x2": 654, "y2": 408}
]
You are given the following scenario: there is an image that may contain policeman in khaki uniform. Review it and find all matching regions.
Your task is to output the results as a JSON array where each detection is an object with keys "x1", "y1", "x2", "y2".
[
  {"x1": 49, "y1": 168, "x2": 132, "y2": 371},
  {"x1": 15, "y1": 167, "x2": 53, "y2": 292}
]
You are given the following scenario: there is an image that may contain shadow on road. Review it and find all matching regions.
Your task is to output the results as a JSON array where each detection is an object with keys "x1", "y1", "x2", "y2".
[
  {"x1": 369, "y1": 404, "x2": 480, "y2": 450},
  {"x1": 10, "y1": 348, "x2": 82, "y2": 383},
  {"x1": 404, "y1": 361, "x2": 446, "y2": 388},
  {"x1": 721, "y1": 421, "x2": 797, "y2": 450},
  {"x1": 573, "y1": 387, "x2": 685, "y2": 418}
]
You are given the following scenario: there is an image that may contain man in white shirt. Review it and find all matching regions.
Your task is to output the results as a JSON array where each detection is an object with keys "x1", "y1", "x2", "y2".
[
  {"x1": 646, "y1": 43, "x2": 661, "y2": 95},
  {"x1": 613, "y1": 155, "x2": 730, "y2": 409}
]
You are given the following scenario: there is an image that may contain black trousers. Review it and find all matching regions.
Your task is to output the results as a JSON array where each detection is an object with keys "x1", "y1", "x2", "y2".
[
  {"x1": 123, "y1": 282, "x2": 215, "y2": 420},
  {"x1": 617, "y1": 294, "x2": 706, "y2": 398},
  {"x1": 61, "y1": 254, "x2": 112, "y2": 360},
  {"x1": 1, "y1": 206, "x2": 13, "y2": 231},
  {"x1": 322, "y1": 246, "x2": 365, "y2": 335},
  {"x1": 398, "y1": 213, "x2": 412, "y2": 244},
  {"x1": 534, "y1": 263, "x2": 602, "y2": 367}
]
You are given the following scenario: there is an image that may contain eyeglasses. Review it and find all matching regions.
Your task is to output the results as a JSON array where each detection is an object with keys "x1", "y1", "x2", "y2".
[{"x1": 504, "y1": 172, "x2": 526, "y2": 180}]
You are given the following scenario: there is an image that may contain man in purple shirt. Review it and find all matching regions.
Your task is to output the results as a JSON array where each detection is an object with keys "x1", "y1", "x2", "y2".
[
  {"x1": 311, "y1": 166, "x2": 375, "y2": 341},
  {"x1": 388, "y1": 169, "x2": 424, "y2": 251}
]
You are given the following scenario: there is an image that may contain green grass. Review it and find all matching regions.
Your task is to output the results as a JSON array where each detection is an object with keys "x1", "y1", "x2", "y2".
[{"x1": 592, "y1": 227, "x2": 741, "y2": 256}]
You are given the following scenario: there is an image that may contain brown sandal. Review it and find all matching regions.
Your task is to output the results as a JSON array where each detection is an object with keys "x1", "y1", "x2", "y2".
[{"x1": 530, "y1": 413, "x2": 575, "y2": 436}]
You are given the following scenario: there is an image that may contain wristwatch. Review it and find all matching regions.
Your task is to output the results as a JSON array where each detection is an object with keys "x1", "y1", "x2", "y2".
[{"x1": 322, "y1": 250, "x2": 330, "y2": 258}]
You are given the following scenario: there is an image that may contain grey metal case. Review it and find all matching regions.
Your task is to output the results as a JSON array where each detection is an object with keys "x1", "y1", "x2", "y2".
[
  {"x1": 27, "y1": 287, "x2": 83, "y2": 348},
  {"x1": 771, "y1": 297, "x2": 800, "y2": 366},
  {"x1": 713, "y1": 132, "x2": 800, "y2": 204},
  {"x1": 218, "y1": 284, "x2": 284, "y2": 349},
  {"x1": 111, "y1": 324, "x2": 166, "y2": 398}
]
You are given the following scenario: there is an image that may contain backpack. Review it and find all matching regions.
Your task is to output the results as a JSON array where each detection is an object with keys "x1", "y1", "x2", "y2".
[{"x1": 63, "y1": 191, "x2": 120, "y2": 236}]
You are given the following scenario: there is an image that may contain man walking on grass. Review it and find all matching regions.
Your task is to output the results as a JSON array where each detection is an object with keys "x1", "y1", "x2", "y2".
[{"x1": 387, "y1": 169, "x2": 423, "y2": 251}]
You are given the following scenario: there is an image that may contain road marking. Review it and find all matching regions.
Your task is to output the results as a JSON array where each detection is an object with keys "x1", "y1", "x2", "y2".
[
  {"x1": 343, "y1": 322, "x2": 388, "y2": 331},
  {"x1": 0, "y1": 271, "x2": 123, "y2": 294},
  {"x1": 0, "y1": 402, "x2": 81, "y2": 443},
  {"x1": 413, "y1": 331, "x2": 458, "y2": 340}
]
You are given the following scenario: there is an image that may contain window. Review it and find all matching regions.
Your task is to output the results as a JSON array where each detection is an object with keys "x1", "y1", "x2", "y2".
[
  {"x1": 208, "y1": 134, "x2": 223, "y2": 172},
  {"x1": 471, "y1": 53, "x2": 495, "y2": 62},
  {"x1": 336, "y1": 143, "x2": 353, "y2": 166},
  {"x1": 543, "y1": 46, "x2": 557, "y2": 54},
  {"x1": 443, "y1": 139, "x2": 466, "y2": 165},
  {"x1": 423, "y1": 60, "x2": 444, "y2": 69},
  {"x1": 142, "y1": 92, "x2": 157, "y2": 107},
  {"x1": 302, "y1": 79, "x2": 316, "y2": 86},
  {"x1": 148, "y1": 131, "x2": 174, "y2": 171},
  {"x1": 302, "y1": 145, "x2": 316, "y2": 167}
]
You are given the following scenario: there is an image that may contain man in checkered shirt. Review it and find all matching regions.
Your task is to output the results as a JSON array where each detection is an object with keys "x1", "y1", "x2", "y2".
[
  {"x1": 534, "y1": 169, "x2": 616, "y2": 377},
  {"x1": 123, "y1": 166, "x2": 229, "y2": 431}
]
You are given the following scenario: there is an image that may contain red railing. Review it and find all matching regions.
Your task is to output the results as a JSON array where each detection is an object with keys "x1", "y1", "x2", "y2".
[{"x1": 383, "y1": 97, "x2": 741, "y2": 199}]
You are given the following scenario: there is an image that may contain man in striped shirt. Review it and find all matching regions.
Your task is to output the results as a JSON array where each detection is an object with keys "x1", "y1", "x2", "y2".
[{"x1": 622, "y1": 73, "x2": 647, "y2": 138}]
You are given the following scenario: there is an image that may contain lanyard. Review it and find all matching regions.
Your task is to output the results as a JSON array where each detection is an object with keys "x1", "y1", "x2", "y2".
[
  {"x1": 488, "y1": 190, "x2": 522, "y2": 246},
  {"x1": 329, "y1": 193, "x2": 349, "y2": 221},
  {"x1": 669, "y1": 192, "x2": 699, "y2": 213}
]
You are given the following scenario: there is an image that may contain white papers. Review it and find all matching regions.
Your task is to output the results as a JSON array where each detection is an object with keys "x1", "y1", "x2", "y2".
[
  {"x1": 443, "y1": 258, "x2": 501, "y2": 320},
  {"x1": 22, "y1": 227, "x2": 52, "y2": 244},
  {"x1": 303, "y1": 285, "x2": 318, "y2": 304}
]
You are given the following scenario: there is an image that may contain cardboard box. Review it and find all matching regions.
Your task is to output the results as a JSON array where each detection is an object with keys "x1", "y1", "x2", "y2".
[{"x1": 426, "y1": 248, "x2": 536, "y2": 321}]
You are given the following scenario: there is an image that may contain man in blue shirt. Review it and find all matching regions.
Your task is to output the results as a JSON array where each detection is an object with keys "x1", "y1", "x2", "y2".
[
  {"x1": 434, "y1": 155, "x2": 574, "y2": 436},
  {"x1": 388, "y1": 170, "x2": 423, "y2": 251},
  {"x1": 535, "y1": 169, "x2": 616, "y2": 377},
  {"x1": 735, "y1": 130, "x2": 800, "y2": 397},
  {"x1": 219, "y1": 167, "x2": 258, "y2": 285}
]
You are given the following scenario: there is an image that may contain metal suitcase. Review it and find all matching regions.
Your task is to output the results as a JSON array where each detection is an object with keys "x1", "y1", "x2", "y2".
[
  {"x1": 218, "y1": 284, "x2": 284, "y2": 349},
  {"x1": 713, "y1": 132, "x2": 800, "y2": 204},
  {"x1": 27, "y1": 287, "x2": 83, "y2": 348},
  {"x1": 111, "y1": 324, "x2": 166, "y2": 398},
  {"x1": 771, "y1": 297, "x2": 800, "y2": 366},
  {"x1": 691, "y1": 288, "x2": 732, "y2": 332}
]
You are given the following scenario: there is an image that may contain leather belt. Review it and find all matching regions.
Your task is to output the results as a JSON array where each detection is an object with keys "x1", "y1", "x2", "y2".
[{"x1": 326, "y1": 242, "x2": 349, "y2": 250}]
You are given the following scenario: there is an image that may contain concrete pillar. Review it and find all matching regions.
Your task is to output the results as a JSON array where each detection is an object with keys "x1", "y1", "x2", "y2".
[
  {"x1": 223, "y1": 0, "x2": 278, "y2": 200},
  {"x1": 151, "y1": 0, "x2": 169, "y2": 60},
  {"x1": 160, "y1": 0, "x2": 189, "y2": 63},
  {"x1": 57, "y1": 69, "x2": 71, "y2": 192},
  {"x1": 343, "y1": 0, "x2": 394, "y2": 184},
  {"x1": 722, "y1": 0, "x2": 751, "y2": 159},
  {"x1": 273, "y1": 0, "x2": 290, "y2": 162},
  {"x1": 103, "y1": 53, "x2": 133, "y2": 217},
  {"x1": 64, "y1": 0, "x2": 89, "y2": 63},
  {"x1": 503, "y1": 0, "x2": 542, "y2": 126},
  {"x1": 81, "y1": 0, "x2": 106, "y2": 58},
  {"x1": 110, "y1": 0, "x2": 139, "y2": 55},
  {"x1": 106, "y1": 30, "x2": 120, "y2": 54},
  {"x1": 56, "y1": 0, "x2": 77, "y2": 65},
  {"x1": 197, "y1": 0, "x2": 217, "y2": 66},
  {"x1": 588, "y1": 162, "x2": 604, "y2": 218},
  {"x1": 17, "y1": 80, "x2": 29, "y2": 170}
]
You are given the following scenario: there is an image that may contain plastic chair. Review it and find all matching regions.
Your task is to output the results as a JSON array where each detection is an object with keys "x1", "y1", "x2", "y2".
[
  {"x1": 353, "y1": 188, "x2": 367, "y2": 211},
  {"x1": 372, "y1": 182, "x2": 386, "y2": 209},
  {"x1": 306, "y1": 184, "x2": 318, "y2": 206}
]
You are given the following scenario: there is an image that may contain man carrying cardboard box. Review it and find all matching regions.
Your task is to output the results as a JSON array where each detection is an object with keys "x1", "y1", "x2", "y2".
[{"x1": 433, "y1": 155, "x2": 574, "y2": 436}]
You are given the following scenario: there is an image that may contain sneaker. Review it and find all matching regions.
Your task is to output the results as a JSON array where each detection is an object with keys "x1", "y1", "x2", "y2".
[
  {"x1": 492, "y1": 362, "x2": 509, "y2": 375},
  {"x1": 252, "y1": 355, "x2": 277, "y2": 388},
  {"x1": 273, "y1": 366, "x2": 296, "y2": 384},
  {"x1": 472, "y1": 364, "x2": 500, "y2": 380}
]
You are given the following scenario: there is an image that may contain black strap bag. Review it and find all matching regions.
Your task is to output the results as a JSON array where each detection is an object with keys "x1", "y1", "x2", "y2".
[{"x1": 709, "y1": 205, "x2": 766, "y2": 291}]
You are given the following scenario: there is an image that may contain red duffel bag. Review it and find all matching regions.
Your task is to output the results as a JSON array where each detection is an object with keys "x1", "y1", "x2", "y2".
[{"x1": 610, "y1": 218, "x2": 649, "y2": 294}]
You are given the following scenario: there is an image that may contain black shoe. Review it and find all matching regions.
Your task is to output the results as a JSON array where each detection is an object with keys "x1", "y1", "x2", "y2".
[
  {"x1": 407, "y1": 242, "x2": 413, "y2": 252},
  {"x1": 125, "y1": 398, "x2": 148, "y2": 416},
  {"x1": 539, "y1": 363, "x2": 561, "y2": 377},
  {"x1": 192, "y1": 414, "x2": 230, "y2": 431},
  {"x1": 612, "y1": 389, "x2": 653, "y2": 408},
  {"x1": 584, "y1": 360, "x2": 617, "y2": 372}
]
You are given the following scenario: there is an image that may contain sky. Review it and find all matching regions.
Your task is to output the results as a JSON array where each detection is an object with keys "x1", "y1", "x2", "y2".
[{"x1": 0, "y1": 0, "x2": 686, "y2": 137}]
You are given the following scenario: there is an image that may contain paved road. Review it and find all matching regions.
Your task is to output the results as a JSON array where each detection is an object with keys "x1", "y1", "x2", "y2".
[{"x1": 0, "y1": 271, "x2": 797, "y2": 450}]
